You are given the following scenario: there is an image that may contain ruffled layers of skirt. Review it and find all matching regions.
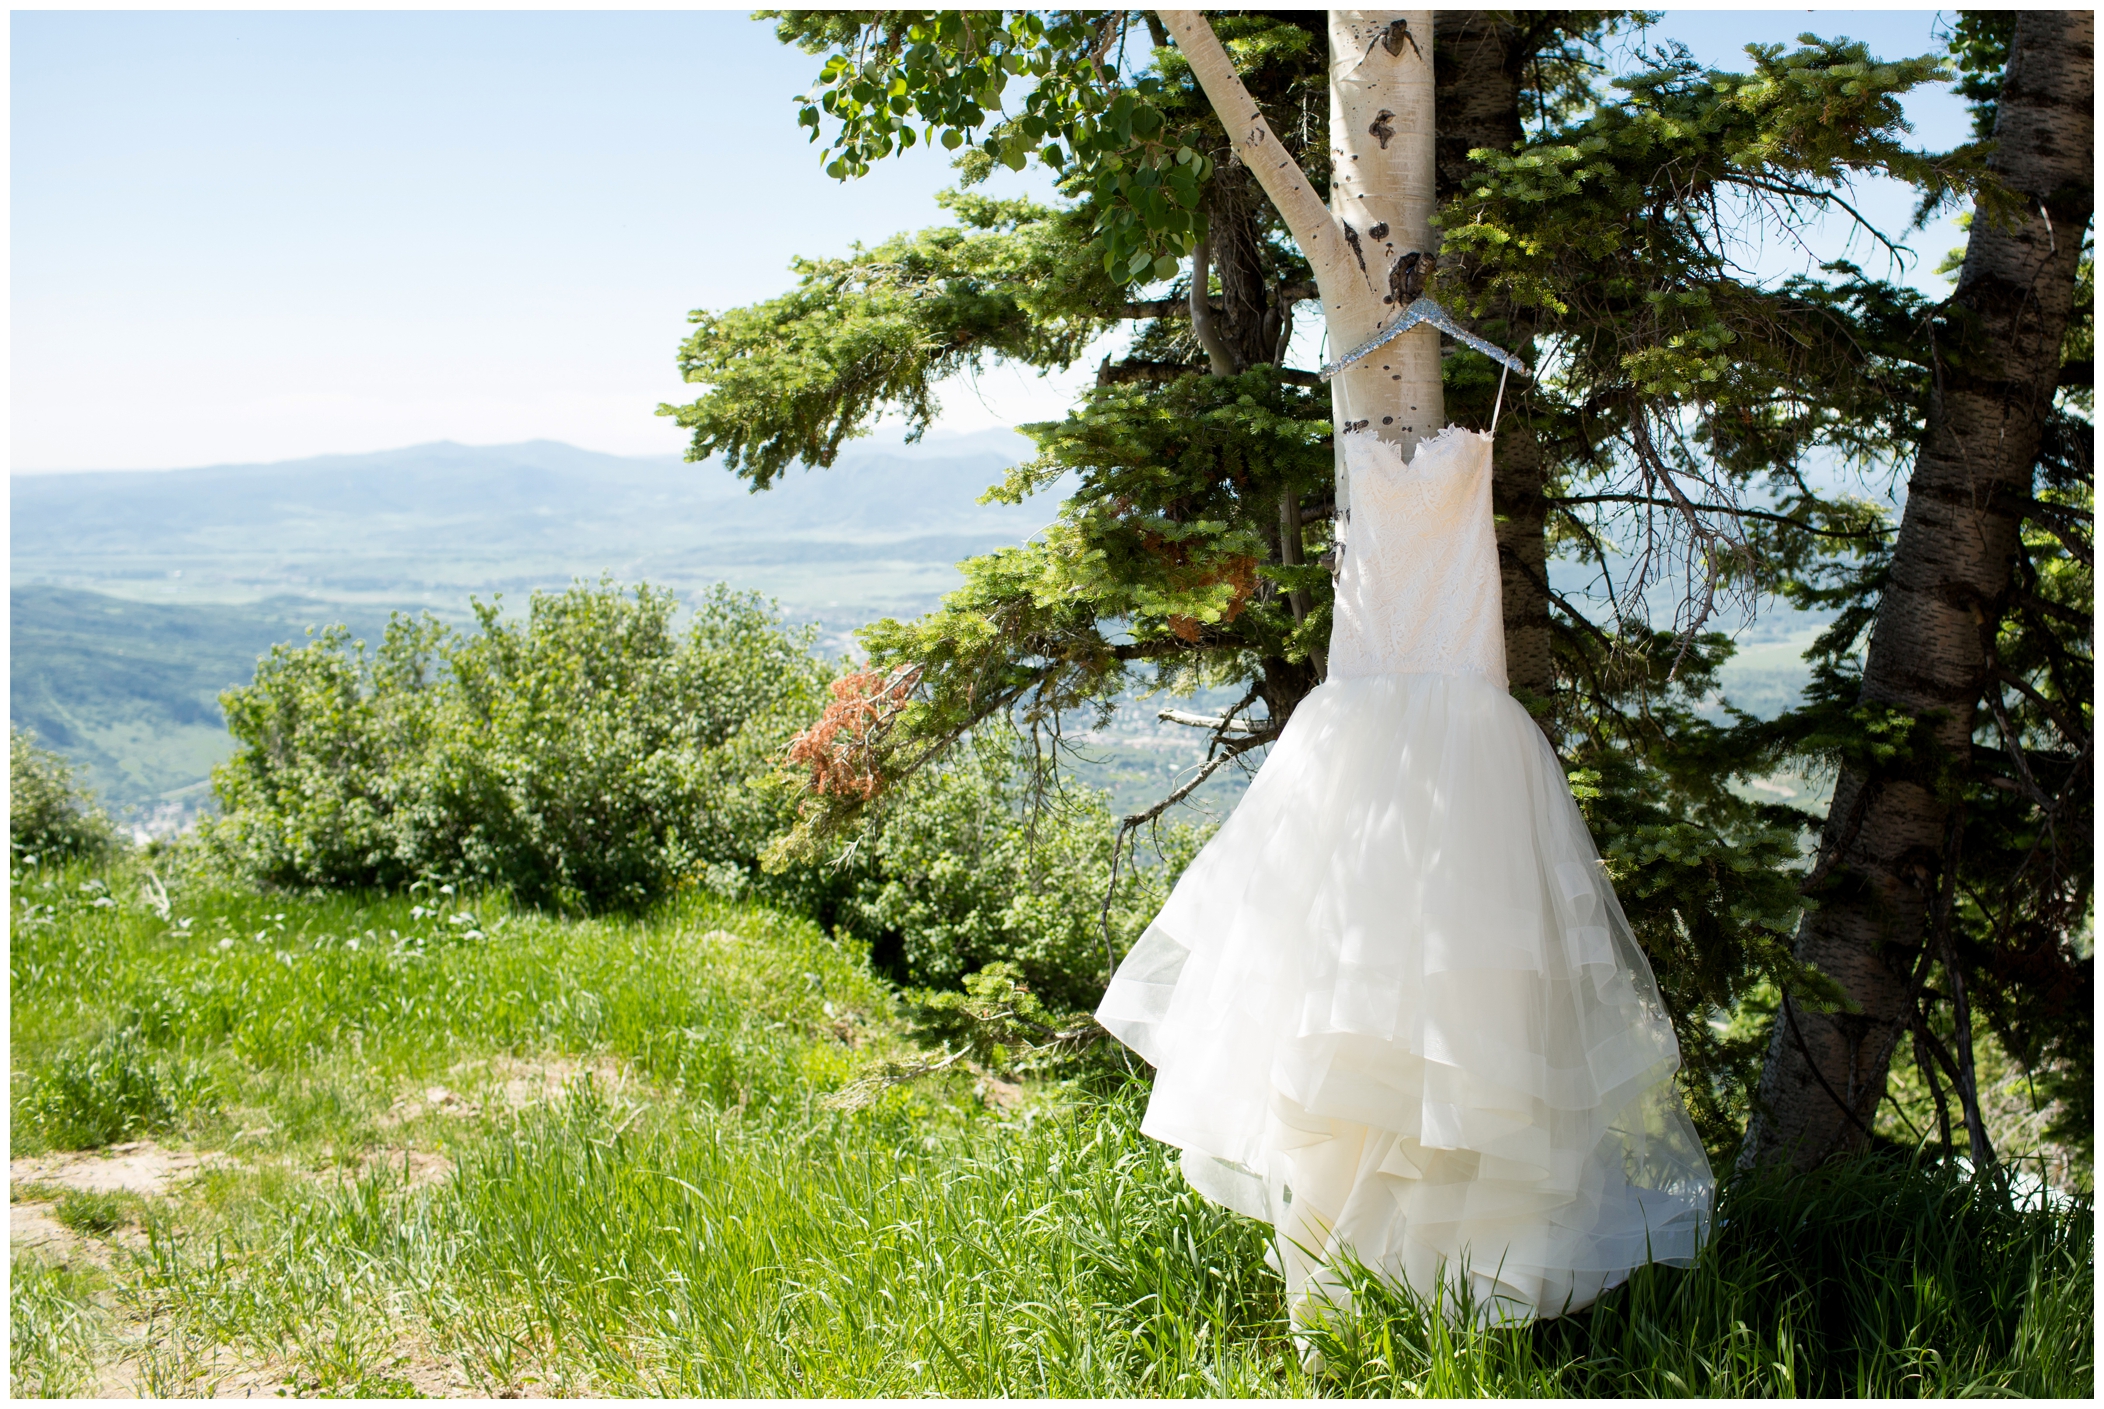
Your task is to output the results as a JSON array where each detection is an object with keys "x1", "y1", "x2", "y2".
[{"x1": 1096, "y1": 672, "x2": 1714, "y2": 1325}]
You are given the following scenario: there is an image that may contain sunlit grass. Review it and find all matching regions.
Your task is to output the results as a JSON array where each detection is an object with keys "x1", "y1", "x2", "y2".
[
  {"x1": 10, "y1": 856, "x2": 2094, "y2": 1396},
  {"x1": 9, "y1": 1254, "x2": 113, "y2": 1397}
]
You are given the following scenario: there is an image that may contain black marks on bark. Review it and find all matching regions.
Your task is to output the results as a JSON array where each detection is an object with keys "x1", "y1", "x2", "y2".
[
  {"x1": 1388, "y1": 251, "x2": 1433, "y2": 304},
  {"x1": 1341, "y1": 221, "x2": 1368, "y2": 275},
  {"x1": 1368, "y1": 110, "x2": 1396, "y2": 149},
  {"x1": 1340, "y1": 419, "x2": 1370, "y2": 435},
  {"x1": 1368, "y1": 221, "x2": 1389, "y2": 242},
  {"x1": 1369, "y1": 17, "x2": 1421, "y2": 61}
]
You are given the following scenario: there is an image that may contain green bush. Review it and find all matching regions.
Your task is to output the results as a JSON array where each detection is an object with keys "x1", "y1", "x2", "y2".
[
  {"x1": 17, "y1": 1026, "x2": 214, "y2": 1151},
  {"x1": 835, "y1": 734, "x2": 1206, "y2": 1013},
  {"x1": 200, "y1": 577, "x2": 1194, "y2": 1011},
  {"x1": 10, "y1": 727, "x2": 117, "y2": 864},
  {"x1": 191, "y1": 573, "x2": 1207, "y2": 1017},
  {"x1": 205, "y1": 581, "x2": 832, "y2": 912}
]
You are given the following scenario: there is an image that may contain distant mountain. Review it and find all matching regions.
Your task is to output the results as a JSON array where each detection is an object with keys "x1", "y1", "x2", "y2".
[
  {"x1": 12, "y1": 434, "x2": 1058, "y2": 635},
  {"x1": 9, "y1": 433, "x2": 1111, "y2": 822}
]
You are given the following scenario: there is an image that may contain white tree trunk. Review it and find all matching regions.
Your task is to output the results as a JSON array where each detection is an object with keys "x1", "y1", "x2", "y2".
[
  {"x1": 1160, "y1": 9, "x2": 1443, "y2": 517},
  {"x1": 1326, "y1": 10, "x2": 1442, "y2": 511}
]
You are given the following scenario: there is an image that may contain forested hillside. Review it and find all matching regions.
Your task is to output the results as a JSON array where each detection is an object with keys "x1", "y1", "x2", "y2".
[
  {"x1": 12, "y1": 434, "x2": 1287, "y2": 822},
  {"x1": 9, "y1": 589, "x2": 393, "y2": 830}
]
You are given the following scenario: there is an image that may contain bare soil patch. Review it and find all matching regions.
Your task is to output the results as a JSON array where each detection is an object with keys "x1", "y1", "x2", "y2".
[
  {"x1": 379, "y1": 1054, "x2": 640, "y2": 1130},
  {"x1": 11, "y1": 1140, "x2": 229, "y2": 1198},
  {"x1": 10, "y1": 1200, "x2": 97, "y2": 1264}
]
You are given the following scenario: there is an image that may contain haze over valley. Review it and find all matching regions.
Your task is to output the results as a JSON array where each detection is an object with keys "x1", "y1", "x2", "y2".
[
  {"x1": 13, "y1": 434, "x2": 1265, "y2": 827},
  {"x1": 14, "y1": 432, "x2": 1827, "y2": 831}
]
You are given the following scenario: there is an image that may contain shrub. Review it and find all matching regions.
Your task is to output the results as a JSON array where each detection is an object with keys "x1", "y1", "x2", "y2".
[
  {"x1": 835, "y1": 733, "x2": 1207, "y2": 1013},
  {"x1": 17, "y1": 1027, "x2": 214, "y2": 1151},
  {"x1": 200, "y1": 576, "x2": 1197, "y2": 1010},
  {"x1": 206, "y1": 581, "x2": 832, "y2": 912},
  {"x1": 10, "y1": 728, "x2": 116, "y2": 863}
]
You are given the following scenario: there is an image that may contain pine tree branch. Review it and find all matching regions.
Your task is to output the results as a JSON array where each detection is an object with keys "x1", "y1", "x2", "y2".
[
  {"x1": 1119, "y1": 725, "x2": 1279, "y2": 830},
  {"x1": 1549, "y1": 494, "x2": 1896, "y2": 539}
]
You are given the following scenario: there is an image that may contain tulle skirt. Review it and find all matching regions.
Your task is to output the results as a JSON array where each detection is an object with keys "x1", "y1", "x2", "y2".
[{"x1": 1097, "y1": 671, "x2": 1713, "y2": 1326}]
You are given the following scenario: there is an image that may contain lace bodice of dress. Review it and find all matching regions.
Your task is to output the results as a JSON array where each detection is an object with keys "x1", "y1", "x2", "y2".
[{"x1": 1327, "y1": 427, "x2": 1507, "y2": 685}]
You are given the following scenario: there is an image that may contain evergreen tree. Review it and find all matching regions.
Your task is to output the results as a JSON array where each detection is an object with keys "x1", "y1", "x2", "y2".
[
  {"x1": 1740, "y1": 10, "x2": 2093, "y2": 1172},
  {"x1": 662, "y1": 10, "x2": 1989, "y2": 1153}
]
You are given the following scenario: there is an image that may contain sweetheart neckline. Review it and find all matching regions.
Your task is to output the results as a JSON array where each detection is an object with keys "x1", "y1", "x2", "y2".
[{"x1": 1343, "y1": 424, "x2": 1491, "y2": 476}]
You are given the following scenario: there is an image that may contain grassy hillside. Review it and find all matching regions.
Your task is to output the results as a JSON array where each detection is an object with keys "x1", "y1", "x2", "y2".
[
  {"x1": 9, "y1": 588, "x2": 399, "y2": 824},
  {"x1": 10, "y1": 855, "x2": 2091, "y2": 1397}
]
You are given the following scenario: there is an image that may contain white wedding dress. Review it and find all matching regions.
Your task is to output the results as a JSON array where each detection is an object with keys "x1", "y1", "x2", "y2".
[{"x1": 1096, "y1": 426, "x2": 1714, "y2": 1326}]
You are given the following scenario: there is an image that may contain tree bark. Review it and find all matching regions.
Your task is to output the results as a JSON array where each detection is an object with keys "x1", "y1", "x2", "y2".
[
  {"x1": 1432, "y1": 11, "x2": 1553, "y2": 706},
  {"x1": 1161, "y1": 9, "x2": 1442, "y2": 524},
  {"x1": 1188, "y1": 234, "x2": 1240, "y2": 375},
  {"x1": 1738, "y1": 9, "x2": 2094, "y2": 1172},
  {"x1": 1202, "y1": 159, "x2": 1278, "y2": 370},
  {"x1": 1324, "y1": 9, "x2": 1444, "y2": 491}
]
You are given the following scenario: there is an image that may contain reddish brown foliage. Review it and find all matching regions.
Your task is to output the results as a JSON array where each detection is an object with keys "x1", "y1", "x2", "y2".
[
  {"x1": 787, "y1": 665, "x2": 921, "y2": 800},
  {"x1": 1165, "y1": 554, "x2": 1258, "y2": 642}
]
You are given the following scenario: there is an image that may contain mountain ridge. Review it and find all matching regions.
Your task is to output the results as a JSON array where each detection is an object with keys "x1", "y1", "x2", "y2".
[{"x1": 12, "y1": 432, "x2": 1060, "y2": 622}]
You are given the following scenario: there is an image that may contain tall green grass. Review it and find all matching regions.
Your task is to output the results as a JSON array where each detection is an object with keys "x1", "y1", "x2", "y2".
[
  {"x1": 1309, "y1": 1155, "x2": 2091, "y2": 1396},
  {"x1": 11, "y1": 858, "x2": 878, "y2": 1160},
  {"x1": 10, "y1": 858, "x2": 2094, "y2": 1396},
  {"x1": 8, "y1": 1257, "x2": 111, "y2": 1398}
]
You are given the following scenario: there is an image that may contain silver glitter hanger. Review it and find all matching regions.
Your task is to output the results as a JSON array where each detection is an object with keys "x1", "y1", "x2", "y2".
[{"x1": 1318, "y1": 296, "x2": 1531, "y2": 382}]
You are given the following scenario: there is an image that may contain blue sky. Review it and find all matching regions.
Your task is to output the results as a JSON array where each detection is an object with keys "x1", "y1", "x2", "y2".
[{"x1": 12, "y1": 7, "x2": 1973, "y2": 472}]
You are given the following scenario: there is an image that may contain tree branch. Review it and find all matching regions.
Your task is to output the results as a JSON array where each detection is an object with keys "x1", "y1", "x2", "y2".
[
  {"x1": 1110, "y1": 638, "x2": 1194, "y2": 661},
  {"x1": 1997, "y1": 666, "x2": 2091, "y2": 750},
  {"x1": 1118, "y1": 281, "x2": 1314, "y2": 322},
  {"x1": 1119, "y1": 725, "x2": 1279, "y2": 829},
  {"x1": 1550, "y1": 493, "x2": 1897, "y2": 539},
  {"x1": 1096, "y1": 356, "x2": 1208, "y2": 385},
  {"x1": 1158, "y1": 708, "x2": 1259, "y2": 734},
  {"x1": 1189, "y1": 234, "x2": 1240, "y2": 375},
  {"x1": 1120, "y1": 297, "x2": 1208, "y2": 319},
  {"x1": 1157, "y1": 11, "x2": 1351, "y2": 298}
]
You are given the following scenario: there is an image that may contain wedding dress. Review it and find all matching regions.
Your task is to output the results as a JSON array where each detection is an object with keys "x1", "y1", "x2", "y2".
[{"x1": 1095, "y1": 426, "x2": 1714, "y2": 1326}]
